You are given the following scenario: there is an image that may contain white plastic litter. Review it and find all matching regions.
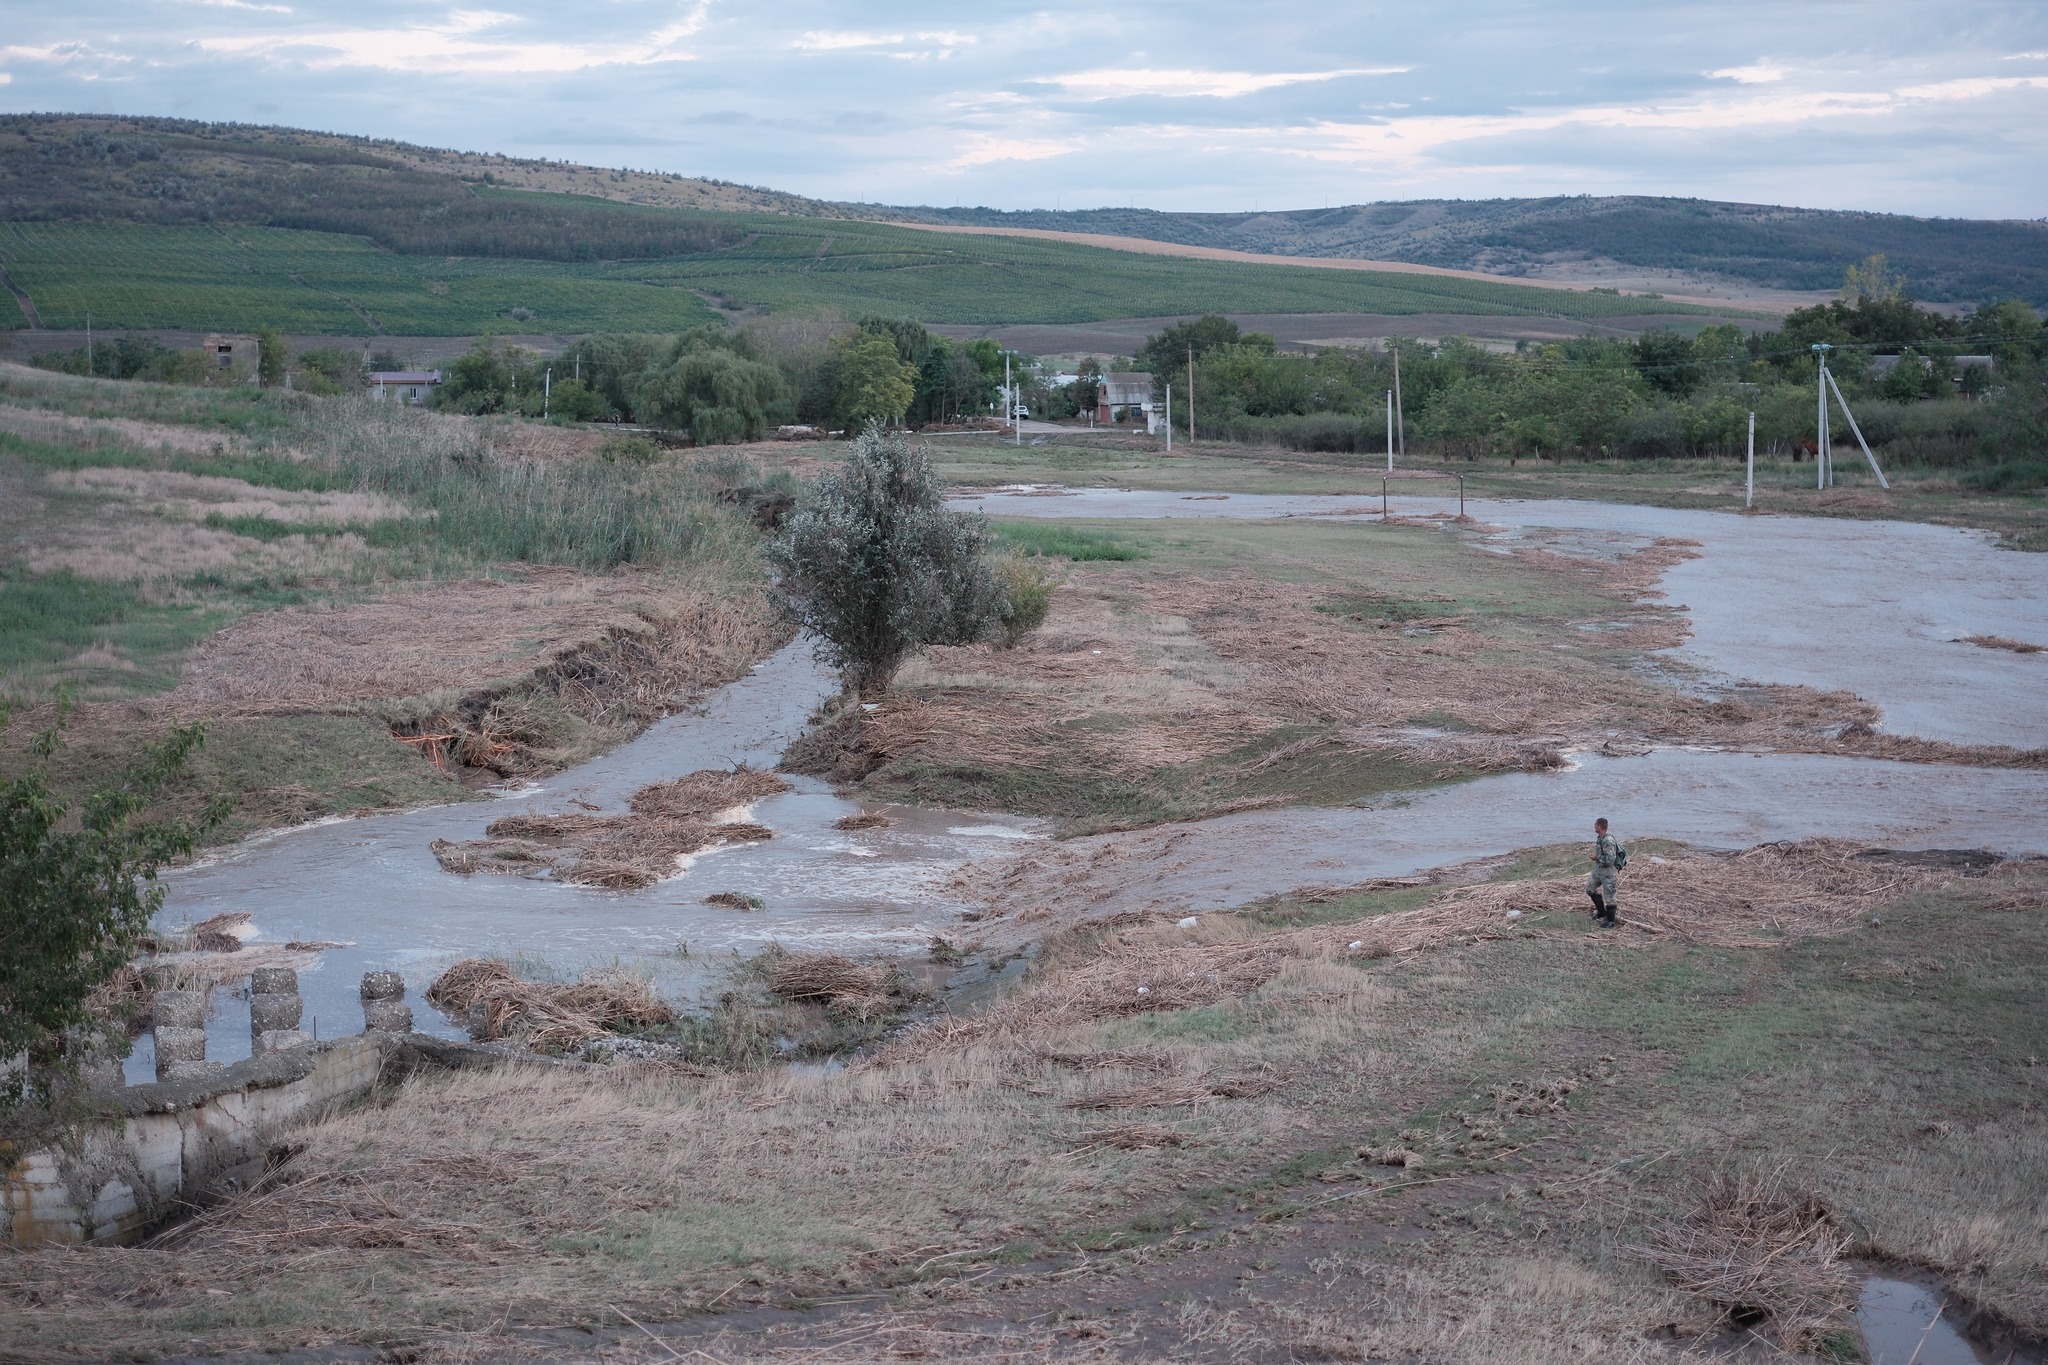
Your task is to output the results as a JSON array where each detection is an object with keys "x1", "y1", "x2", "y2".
[
  {"x1": 1136, "y1": 985, "x2": 1151, "y2": 996},
  {"x1": 1505, "y1": 909, "x2": 1523, "y2": 919},
  {"x1": 1348, "y1": 940, "x2": 1364, "y2": 951},
  {"x1": 1177, "y1": 916, "x2": 1199, "y2": 928}
]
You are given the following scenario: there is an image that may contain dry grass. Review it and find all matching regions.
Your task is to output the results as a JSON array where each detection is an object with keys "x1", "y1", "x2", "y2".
[
  {"x1": 1637, "y1": 1166, "x2": 1856, "y2": 1346},
  {"x1": 901, "y1": 841, "x2": 1987, "y2": 1058},
  {"x1": 433, "y1": 768, "x2": 787, "y2": 888},
  {"x1": 764, "y1": 953, "x2": 899, "y2": 1020},
  {"x1": 424, "y1": 958, "x2": 678, "y2": 1053},
  {"x1": 160, "y1": 574, "x2": 768, "y2": 715}
]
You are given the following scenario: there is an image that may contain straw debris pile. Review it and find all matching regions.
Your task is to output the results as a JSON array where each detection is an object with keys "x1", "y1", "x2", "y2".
[
  {"x1": 1637, "y1": 1167, "x2": 1855, "y2": 1345},
  {"x1": 765, "y1": 953, "x2": 898, "y2": 1020},
  {"x1": 431, "y1": 767, "x2": 786, "y2": 889},
  {"x1": 424, "y1": 958, "x2": 677, "y2": 1053}
]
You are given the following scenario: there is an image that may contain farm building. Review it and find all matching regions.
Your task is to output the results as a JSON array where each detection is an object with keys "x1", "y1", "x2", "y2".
[
  {"x1": 1097, "y1": 372, "x2": 1161, "y2": 432},
  {"x1": 369, "y1": 370, "x2": 442, "y2": 404},
  {"x1": 201, "y1": 333, "x2": 254, "y2": 374}
]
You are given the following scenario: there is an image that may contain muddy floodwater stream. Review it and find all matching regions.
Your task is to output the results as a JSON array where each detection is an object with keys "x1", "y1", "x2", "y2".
[
  {"x1": 141, "y1": 493, "x2": 2048, "y2": 1081},
  {"x1": 959, "y1": 487, "x2": 2048, "y2": 748}
]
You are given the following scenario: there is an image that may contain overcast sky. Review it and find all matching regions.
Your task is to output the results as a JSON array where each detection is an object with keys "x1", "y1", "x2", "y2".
[{"x1": 6, "y1": 1, "x2": 2047, "y2": 219}]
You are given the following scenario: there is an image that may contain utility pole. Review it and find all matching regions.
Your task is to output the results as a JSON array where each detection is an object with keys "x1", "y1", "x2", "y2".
[
  {"x1": 1813, "y1": 344, "x2": 1831, "y2": 489},
  {"x1": 1165, "y1": 383, "x2": 1172, "y2": 452},
  {"x1": 1745, "y1": 410, "x2": 1755, "y2": 509},
  {"x1": 543, "y1": 366, "x2": 551, "y2": 419},
  {"x1": 1004, "y1": 350, "x2": 1011, "y2": 437},
  {"x1": 1386, "y1": 390, "x2": 1394, "y2": 473},
  {"x1": 1809, "y1": 343, "x2": 1890, "y2": 491},
  {"x1": 86, "y1": 311, "x2": 92, "y2": 376},
  {"x1": 1186, "y1": 346, "x2": 1196, "y2": 445},
  {"x1": 1392, "y1": 344, "x2": 1405, "y2": 459}
]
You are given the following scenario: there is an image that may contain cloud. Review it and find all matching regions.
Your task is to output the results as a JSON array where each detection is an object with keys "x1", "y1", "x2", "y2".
[
  {"x1": 193, "y1": 5, "x2": 712, "y2": 75},
  {"x1": 1709, "y1": 61, "x2": 1786, "y2": 84},
  {"x1": 1042, "y1": 66, "x2": 1406, "y2": 100},
  {"x1": 792, "y1": 30, "x2": 975, "y2": 53},
  {"x1": 941, "y1": 133, "x2": 1090, "y2": 171}
]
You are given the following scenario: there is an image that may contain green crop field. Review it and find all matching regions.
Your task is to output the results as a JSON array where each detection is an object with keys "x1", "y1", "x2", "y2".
[{"x1": 0, "y1": 196, "x2": 1728, "y2": 338}]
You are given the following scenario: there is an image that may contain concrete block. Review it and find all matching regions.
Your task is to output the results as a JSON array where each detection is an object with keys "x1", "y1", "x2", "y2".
[
  {"x1": 160, "y1": 1059, "x2": 226, "y2": 1083},
  {"x1": 250, "y1": 967, "x2": 298, "y2": 995},
  {"x1": 249, "y1": 993, "x2": 303, "y2": 1033},
  {"x1": 152, "y1": 990, "x2": 208, "y2": 1030},
  {"x1": 252, "y1": 1029, "x2": 311, "y2": 1057},
  {"x1": 152, "y1": 1027, "x2": 208, "y2": 1071},
  {"x1": 363, "y1": 1000, "x2": 413, "y2": 1034},
  {"x1": 360, "y1": 970, "x2": 406, "y2": 1002}
]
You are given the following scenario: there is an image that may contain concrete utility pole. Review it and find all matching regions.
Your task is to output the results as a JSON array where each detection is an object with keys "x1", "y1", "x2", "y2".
[
  {"x1": 1392, "y1": 344, "x2": 1405, "y2": 459},
  {"x1": 543, "y1": 367, "x2": 551, "y2": 420},
  {"x1": 1165, "y1": 383, "x2": 1172, "y2": 452},
  {"x1": 1386, "y1": 390, "x2": 1395, "y2": 473},
  {"x1": 1814, "y1": 344, "x2": 1832, "y2": 489},
  {"x1": 1187, "y1": 346, "x2": 1196, "y2": 445},
  {"x1": 85, "y1": 311, "x2": 92, "y2": 375},
  {"x1": 1810, "y1": 343, "x2": 1890, "y2": 491},
  {"x1": 1745, "y1": 410, "x2": 1755, "y2": 509},
  {"x1": 1004, "y1": 350, "x2": 1012, "y2": 437}
]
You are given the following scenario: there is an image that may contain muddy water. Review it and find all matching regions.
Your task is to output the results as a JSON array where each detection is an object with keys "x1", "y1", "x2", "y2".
[
  {"x1": 958, "y1": 748, "x2": 2048, "y2": 926},
  {"x1": 134, "y1": 642, "x2": 1038, "y2": 1081},
  {"x1": 959, "y1": 487, "x2": 2048, "y2": 749},
  {"x1": 1858, "y1": 1277, "x2": 1985, "y2": 1364}
]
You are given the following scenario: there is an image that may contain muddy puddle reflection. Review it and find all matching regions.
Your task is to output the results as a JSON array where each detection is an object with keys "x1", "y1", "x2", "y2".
[
  {"x1": 960, "y1": 486, "x2": 2048, "y2": 749},
  {"x1": 135, "y1": 641, "x2": 1038, "y2": 1081},
  {"x1": 1858, "y1": 1277, "x2": 1987, "y2": 1364}
]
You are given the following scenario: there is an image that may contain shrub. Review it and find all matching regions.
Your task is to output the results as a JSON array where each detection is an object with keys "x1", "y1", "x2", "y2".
[
  {"x1": 0, "y1": 704, "x2": 228, "y2": 1105},
  {"x1": 767, "y1": 424, "x2": 1006, "y2": 693},
  {"x1": 995, "y1": 553, "x2": 1053, "y2": 646}
]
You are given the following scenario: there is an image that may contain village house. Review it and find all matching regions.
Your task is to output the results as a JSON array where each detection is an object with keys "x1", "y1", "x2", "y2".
[
  {"x1": 201, "y1": 333, "x2": 255, "y2": 375},
  {"x1": 1096, "y1": 372, "x2": 1161, "y2": 433},
  {"x1": 368, "y1": 370, "x2": 442, "y2": 404}
]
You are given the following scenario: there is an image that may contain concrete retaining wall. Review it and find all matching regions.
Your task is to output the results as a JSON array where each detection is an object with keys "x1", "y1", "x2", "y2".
[{"x1": 1, "y1": 1035, "x2": 387, "y2": 1246}]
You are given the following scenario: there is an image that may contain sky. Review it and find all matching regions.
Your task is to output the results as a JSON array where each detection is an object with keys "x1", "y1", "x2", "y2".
[{"x1": 5, "y1": 1, "x2": 2047, "y2": 219}]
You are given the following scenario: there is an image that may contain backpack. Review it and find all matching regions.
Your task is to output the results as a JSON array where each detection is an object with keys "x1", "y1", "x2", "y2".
[{"x1": 1614, "y1": 844, "x2": 1629, "y2": 870}]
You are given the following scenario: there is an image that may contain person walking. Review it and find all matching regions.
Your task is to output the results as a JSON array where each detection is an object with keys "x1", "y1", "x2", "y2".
[{"x1": 1586, "y1": 817, "x2": 1626, "y2": 927}]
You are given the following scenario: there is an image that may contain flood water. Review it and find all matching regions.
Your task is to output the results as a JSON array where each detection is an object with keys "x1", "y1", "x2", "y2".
[
  {"x1": 135, "y1": 491, "x2": 2048, "y2": 1080},
  {"x1": 136, "y1": 642, "x2": 1039, "y2": 1081},
  {"x1": 958, "y1": 487, "x2": 2048, "y2": 749},
  {"x1": 1858, "y1": 1277, "x2": 1985, "y2": 1364}
]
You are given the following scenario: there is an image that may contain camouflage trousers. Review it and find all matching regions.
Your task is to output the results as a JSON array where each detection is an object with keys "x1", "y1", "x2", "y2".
[{"x1": 1586, "y1": 867, "x2": 1619, "y2": 908}]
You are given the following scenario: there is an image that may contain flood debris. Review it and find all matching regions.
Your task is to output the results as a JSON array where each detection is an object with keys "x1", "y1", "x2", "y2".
[
  {"x1": 834, "y1": 810, "x2": 895, "y2": 830},
  {"x1": 430, "y1": 767, "x2": 788, "y2": 889},
  {"x1": 702, "y1": 891, "x2": 765, "y2": 910},
  {"x1": 1958, "y1": 633, "x2": 2044, "y2": 654},
  {"x1": 765, "y1": 952, "x2": 898, "y2": 1020},
  {"x1": 1637, "y1": 1166, "x2": 1856, "y2": 1347},
  {"x1": 424, "y1": 958, "x2": 676, "y2": 1054}
]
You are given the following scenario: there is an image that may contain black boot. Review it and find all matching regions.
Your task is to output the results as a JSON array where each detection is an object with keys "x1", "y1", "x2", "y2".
[
  {"x1": 1600, "y1": 904, "x2": 1619, "y2": 927},
  {"x1": 1588, "y1": 891, "x2": 1606, "y2": 921}
]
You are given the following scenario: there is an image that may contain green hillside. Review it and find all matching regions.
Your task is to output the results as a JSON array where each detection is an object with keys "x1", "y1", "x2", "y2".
[
  {"x1": 0, "y1": 115, "x2": 1730, "y2": 338},
  {"x1": 0, "y1": 208, "x2": 1731, "y2": 338}
]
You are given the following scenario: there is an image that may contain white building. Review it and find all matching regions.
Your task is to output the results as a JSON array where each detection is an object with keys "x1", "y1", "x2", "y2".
[
  {"x1": 369, "y1": 370, "x2": 442, "y2": 404},
  {"x1": 1096, "y1": 372, "x2": 1161, "y2": 433}
]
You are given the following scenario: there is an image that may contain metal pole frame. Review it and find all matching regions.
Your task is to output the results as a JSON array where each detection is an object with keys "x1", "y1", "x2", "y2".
[{"x1": 1825, "y1": 366, "x2": 1891, "y2": 490}]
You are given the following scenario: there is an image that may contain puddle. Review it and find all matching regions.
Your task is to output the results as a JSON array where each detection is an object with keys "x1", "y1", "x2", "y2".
[
  {"x1": 1859, "y1": 1277, "x2": 1984, "y2": 1364},
  {"x1": 135, "y1": 641, "x2": 1040, "y2": 1082},
  {"x1": 955, "y1": 488, "x2": 2048, "y2": 748}
]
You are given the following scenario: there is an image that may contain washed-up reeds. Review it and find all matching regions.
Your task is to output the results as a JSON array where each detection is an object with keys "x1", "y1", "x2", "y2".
[
  {"x1": 1062, "y1": 1072, "x2": 1278, "y2": 1111},
  {"x1": 424, "y1": 958, "x2": 677, "y2": 1053},
  {"x1": 431, "y1": 767, "x2": 786, "y2": 888},
  {"x1": 1636, "y1": 1166, "x2": 1856, "y2": 1344},
  {"x1": 765, "y1": 953, "x2": 897, "y2": 1019}
]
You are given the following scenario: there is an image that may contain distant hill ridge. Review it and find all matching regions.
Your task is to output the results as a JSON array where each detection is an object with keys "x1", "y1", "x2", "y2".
[{"x1": 876, "y1": 199, "x2": 2048, "y2": 307}]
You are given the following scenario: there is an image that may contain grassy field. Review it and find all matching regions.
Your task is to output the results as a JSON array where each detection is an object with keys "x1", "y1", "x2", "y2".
[
  {"x1": 6, "y1": 846, "x2": 2040, "y2": 1361},
  {"x1": 0, "y1": 363, "x2": 784, "y2": 841},
  {"x1": 0, "y1": 208, "x2": 1734, "y2": 337}
]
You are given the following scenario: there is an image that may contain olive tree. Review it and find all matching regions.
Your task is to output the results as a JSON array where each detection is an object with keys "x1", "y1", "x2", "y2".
[
  {"x1": 0, "y1": 705, "x2": 227, "y2": 1105},
  {"x1": 767, "y1": 424, "x2": 1007, "y2": 694}
]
